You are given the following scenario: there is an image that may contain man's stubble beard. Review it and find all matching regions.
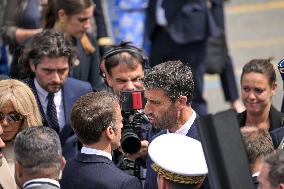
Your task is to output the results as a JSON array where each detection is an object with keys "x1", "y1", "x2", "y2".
[{"x1": 156, "y1": 106, "x2": 178, "y2": 131}]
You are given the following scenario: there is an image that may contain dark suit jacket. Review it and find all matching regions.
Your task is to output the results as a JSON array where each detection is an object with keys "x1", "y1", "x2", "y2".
[
  {"x1": 72, "y1": 33, "x2": 106, "y2": 92},
  {"x1": 60, "y1": 153, "x2": 142, "y2": 189},
  {"x1": 146, "y1": 0, "x2": 218, "y2": 45},
  {"x1": 237, "y1": 106, "x2": 284, "y2": 132},
  {"x1": 270, "y1": 127, "x2": 284, "y2": 149},
  {"x1": 25, "y1": 77, "x2": 93, "y2": 158},
  {"x1": 144, "y1": 117, "x2": 200, "y2": 189}
]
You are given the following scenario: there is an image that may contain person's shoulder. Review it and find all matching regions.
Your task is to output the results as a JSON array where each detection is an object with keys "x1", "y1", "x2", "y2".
[
  {"x1": 65, "y1": 77, "x2": 92, "y2": 91},
  {"x1": 270, "y1": 126, "x2": 284, "y2": 138},
  {"x1": 270, "y1": 126, "x2": 284, "y2": 149},
  {"x1": 112, "y1": 167, "x2": 142, "y2": 189},
  {"x1": 270, "y1": 105, "x2": 284, "y2": 117},
  {"x1": 150, "y1": 130, "x2": 167, "y2": 142}
]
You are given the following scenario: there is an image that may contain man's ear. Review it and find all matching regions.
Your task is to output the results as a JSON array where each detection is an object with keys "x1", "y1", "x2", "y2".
[
  {"x1": 105, "y1": 74, "x2": 113, "y2": 87},
  {"x1": 15, "y1": 160, "x2": 23, "y2": 177},
  {"x1": 57, "y1": 9, "x2": 67, "y2": 23},
  {"x1": 157, "y1": 174, "x2": 167, "y2": 189},
  {"x1": 29, "y1": 60, "x2": 36, "y2": 72},
  {"x1": 15, "y1": 160, "x2": 23, "y2": 187},
  {"x1": 105, "y1": 126, "x2": 114, "y2": 140},
  {"x1": 175, "y1": 96, "x2": 188, "y2": 109},
  {"x1": 61, "y1": 156, "x2": 66, "y2": 171},
  {"x1": 279, "y1": 183, "x2": 284, "y2": 189}
]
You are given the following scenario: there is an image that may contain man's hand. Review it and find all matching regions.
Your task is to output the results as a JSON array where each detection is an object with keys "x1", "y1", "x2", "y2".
[{"x1": 128, "y1": 140, "x2": 149, "y2": 160}]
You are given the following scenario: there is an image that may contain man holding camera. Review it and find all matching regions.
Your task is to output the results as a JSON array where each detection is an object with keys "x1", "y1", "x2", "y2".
[
  {"x1": 101, "y1": 41, "x2": 146, "y2": 97},
  {"x1": 143, "y1": 60, "x2": 201, "y2": 189},
  {"x1": 101, "y1": 42, "x2": 159, "y2": 179}
]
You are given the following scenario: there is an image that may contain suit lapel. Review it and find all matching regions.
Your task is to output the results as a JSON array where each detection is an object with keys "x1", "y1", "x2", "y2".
[
  {"x1": 24, "y1": 78, "x2": 48, "y2": 126},
  {"x1": 62, "y1": 78, "x2": 80, "y2": 125},
  {"x1": 60, "y1": 78, "x2": 77, "y2": 145},
  {"x1": 186, "y1": 116, "x2": 200, "y2": 141},
  {"x1": 269, "y1": 106, "x2": 284, "y2": 131}
]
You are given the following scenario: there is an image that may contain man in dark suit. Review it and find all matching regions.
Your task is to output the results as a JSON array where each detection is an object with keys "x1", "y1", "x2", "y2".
[
  {"x1": 258, "y1": 149, "x2": 284, "y2": 189},
  {"x1": 270, "y1": 126, "x2": 284, "y2": 149},
  {"x1": 240, "y1": 126, "x2": 275, "y2": 189},
  {"x1": 101, "y1": 42, "x2": 159, "y2": 182},
  {"x1": 60, "y1": 91, "x2": 142, "y2": 189},
  {"x1": 146, "y1": 0, "x2": 218, "y2": 116},
  {"x1": 19, "y1": 30, "x2": 93, "y2": 159},
  {"x1": 14, "y1": 127, "x2": 65, "y2": 189},
  {"x1": 143, "y1": 60, "x2": 201, "y2": 189}
]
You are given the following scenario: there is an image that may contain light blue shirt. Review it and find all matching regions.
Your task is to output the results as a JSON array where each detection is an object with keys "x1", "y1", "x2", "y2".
[{"x1": 34, "y1": 79, "x2": 65, "y2": 131}]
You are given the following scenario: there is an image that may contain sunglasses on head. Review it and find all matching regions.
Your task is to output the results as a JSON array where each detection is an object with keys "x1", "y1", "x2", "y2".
[{"x1": 0, "y1": 112, "x2": 25, "y2": 123}]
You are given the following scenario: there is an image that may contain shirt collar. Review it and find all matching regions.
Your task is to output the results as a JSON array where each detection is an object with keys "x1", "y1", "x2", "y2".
[
  {"x1": 34, "y1": 78, "x2": 49, "y2": 100},
  {"x1": 167, "y1": 110, "x2": 197, "y2": 135},
  {"x1": 23, "y1": 178, "x2": 60, "y2": 188},
  {"x1": 81, "y1": 147, "x2": 112, "y2": 160}
]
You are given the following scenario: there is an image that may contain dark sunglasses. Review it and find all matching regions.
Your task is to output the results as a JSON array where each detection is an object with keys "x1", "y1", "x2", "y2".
[{"x1": 0, "y1": 112, "x2": 25, "y2": 123}]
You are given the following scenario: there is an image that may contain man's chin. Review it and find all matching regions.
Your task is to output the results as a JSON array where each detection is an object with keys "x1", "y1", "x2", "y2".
[{"x1": 47, "y1": 86, "x2": 62, "y2": 93}]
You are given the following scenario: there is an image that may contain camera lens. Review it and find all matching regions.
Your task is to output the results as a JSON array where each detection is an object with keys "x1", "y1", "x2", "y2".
[{"x1": 121, "y1": 131, "x2": 141, "y2": 154}]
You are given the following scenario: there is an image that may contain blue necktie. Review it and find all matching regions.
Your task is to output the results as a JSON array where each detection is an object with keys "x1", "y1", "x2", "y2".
[{"x1": 46, "y1": 93, "x2": 60, "y2": 133}]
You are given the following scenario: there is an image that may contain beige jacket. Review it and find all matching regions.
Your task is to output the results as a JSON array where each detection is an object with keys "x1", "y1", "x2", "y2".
[{"x1": 0, "y1": 157, "x2": 17, "y2": 189}]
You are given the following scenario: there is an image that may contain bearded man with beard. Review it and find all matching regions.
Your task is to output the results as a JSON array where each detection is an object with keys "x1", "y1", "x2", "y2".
[
  {"x1": 21, "y1": 30, "x2": 93, "y2": 159},
  {"x1": 143, "y1": 60, "x2": 201, "y2": 189}
]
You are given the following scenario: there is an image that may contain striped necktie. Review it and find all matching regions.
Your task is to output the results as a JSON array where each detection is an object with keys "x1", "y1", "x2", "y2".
[{"x1": 46, "y1": 93, "x2": 60, "y2": 133}]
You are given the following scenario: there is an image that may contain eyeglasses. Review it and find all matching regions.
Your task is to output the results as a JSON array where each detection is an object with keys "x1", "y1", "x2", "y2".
[{"x1": 0, "y1": 112, "x2": 25, "y2": 123}]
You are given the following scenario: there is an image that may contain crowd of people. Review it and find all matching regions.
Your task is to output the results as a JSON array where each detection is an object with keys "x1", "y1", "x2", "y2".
[{"x1": 0, "y1": 0, "x2": 284, "y2": 189}]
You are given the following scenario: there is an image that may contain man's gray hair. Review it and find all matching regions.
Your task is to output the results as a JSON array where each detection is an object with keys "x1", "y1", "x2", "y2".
[
  {"x1": 14, "y1": 127, "x2": 62, "y2": 174},
  {"x1": 264, "y1": 150, "x2": 284, "y2": 187}
]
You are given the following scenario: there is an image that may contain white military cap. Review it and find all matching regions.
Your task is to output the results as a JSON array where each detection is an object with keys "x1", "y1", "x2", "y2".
[{"x1": 148, "y1": 133, "x2": 208, "y2": 185}]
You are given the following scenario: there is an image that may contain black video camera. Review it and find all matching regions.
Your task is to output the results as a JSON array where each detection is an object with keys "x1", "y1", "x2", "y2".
[{"x1": 120, "y1": 90, "x2": 148, "y2": 154}]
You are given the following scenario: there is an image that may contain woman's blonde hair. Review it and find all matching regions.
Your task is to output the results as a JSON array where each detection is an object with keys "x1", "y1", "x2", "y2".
[{"x1": 0, "y1": 79, "x2": 42, "y2": 129}]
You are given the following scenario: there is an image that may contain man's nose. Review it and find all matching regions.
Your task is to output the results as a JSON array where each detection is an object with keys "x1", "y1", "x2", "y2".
[
  {"x1": 83, "y1": 19, "x2": 91, "y2": 30},
  {"x1": 51, "y1": 71, "x2": 61, "y2": 83},
  {"x1": 144, "y1": 101, "x2": 151, "y2": 115},
  {"x1": 124, "y1": 81, "x2": 136, "y2": 91}
]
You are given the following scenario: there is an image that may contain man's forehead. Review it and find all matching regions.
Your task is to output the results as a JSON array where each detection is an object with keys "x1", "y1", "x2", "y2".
[
  {"x1": 111, "y1": 63, "x2": 144, "y2": 77},
  {"x1": 38, "y1": 56, "x2": 69, "y2": 68},
  {"x1": 113, "y1": 60, "x2": 143, "y2": 70},
  {"x1": 145, "y1": 88, "x2": 167, "y2": 98}
]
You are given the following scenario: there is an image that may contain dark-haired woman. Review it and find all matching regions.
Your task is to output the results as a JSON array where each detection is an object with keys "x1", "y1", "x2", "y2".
[
  {"x1": 44, "y1": 0, "x2": 106, "y2": 91},
  {"x1": 238, "y1": 58, "x2": 284, "y2": 131}
]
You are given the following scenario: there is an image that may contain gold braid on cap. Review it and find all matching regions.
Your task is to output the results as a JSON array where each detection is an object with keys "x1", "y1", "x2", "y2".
[{"x1": 151, "y1": 163, "x2": 205, "y2": 185}]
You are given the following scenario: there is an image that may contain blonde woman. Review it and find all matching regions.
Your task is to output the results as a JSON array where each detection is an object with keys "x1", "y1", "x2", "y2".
[{"x1": 0, "y1": 79, "x2": 42, "y2": 176}]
